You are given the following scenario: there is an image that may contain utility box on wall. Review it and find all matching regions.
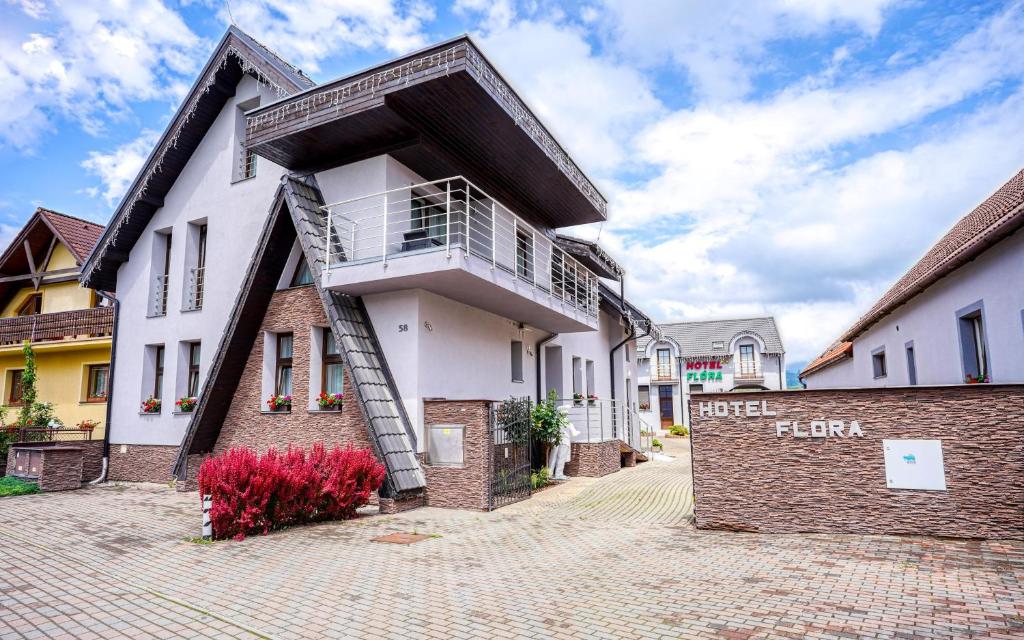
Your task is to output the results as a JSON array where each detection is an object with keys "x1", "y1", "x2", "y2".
[{"x1": 883, "y1": 439, "x2": 947, "y2": 491}]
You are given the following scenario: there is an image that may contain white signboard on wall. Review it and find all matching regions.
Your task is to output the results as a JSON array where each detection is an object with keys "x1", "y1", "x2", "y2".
[{"x1": 883, "y1": 440, "x2": 947, "y2": 491}]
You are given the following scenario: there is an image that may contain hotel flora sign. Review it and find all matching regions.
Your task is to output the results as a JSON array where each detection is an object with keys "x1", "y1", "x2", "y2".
[{"x1": 697, "y1": 399, "x2": 865, "y2": 438}]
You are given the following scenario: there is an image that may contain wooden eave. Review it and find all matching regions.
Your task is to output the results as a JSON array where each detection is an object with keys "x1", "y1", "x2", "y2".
[
  {"x1": 244, "y1": 36, "x2": 608, "y2": 230},
  {"x1": 80, "y1": 27, "x2": 314, "y2": 292}
]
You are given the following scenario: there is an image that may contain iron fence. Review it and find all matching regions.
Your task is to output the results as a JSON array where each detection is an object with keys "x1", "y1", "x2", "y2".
[{"x1": 487, "y1": 398, "x2": 532, "y2": 510}]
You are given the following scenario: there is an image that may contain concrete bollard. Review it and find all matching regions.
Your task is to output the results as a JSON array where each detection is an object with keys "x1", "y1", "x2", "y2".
[{"x1": 202, "y1": 493, "x2": 213, "y2": 540}]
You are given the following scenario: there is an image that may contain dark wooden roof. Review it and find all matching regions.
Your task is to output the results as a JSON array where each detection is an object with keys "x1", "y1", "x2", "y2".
[
  {"x1": 244, "y1": 36, "x2": 607, "y2": 230},
  {"x1": 175, "y1": 175, "x2": 425, "y2": 495},
  {"x1": 80, "y1": 27, "x2": 314, "y2": 292},
  {"x1": 555, "y1": 235, "x2": 623, "y2": 279}
]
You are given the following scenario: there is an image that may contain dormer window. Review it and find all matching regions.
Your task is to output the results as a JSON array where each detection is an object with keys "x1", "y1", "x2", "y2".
[{"x1": 711, "y1": 340, "x2": 725, "y2": 351}]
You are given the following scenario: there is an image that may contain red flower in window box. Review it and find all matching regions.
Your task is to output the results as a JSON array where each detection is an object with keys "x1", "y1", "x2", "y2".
[
  {"x1": 140, "y1": 397, "x2": 161, "y2": 414},
  {"x1": 317, "y1": 392, "x2": 343, "y2": 410},
  {"x1": 176, "y1": 397, "x2": 198, "y2": 412},
  {"x1": 266, "y1": 395, "x2": 292, "y2": 412},
  {"x1": 587, "y1": 393, "x2": 598, "y2": 406}
]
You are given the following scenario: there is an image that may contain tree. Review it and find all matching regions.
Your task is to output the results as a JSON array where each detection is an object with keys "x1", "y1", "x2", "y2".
[{"x1": 17, "y1": 341, "x2": 37, "y2": 427}]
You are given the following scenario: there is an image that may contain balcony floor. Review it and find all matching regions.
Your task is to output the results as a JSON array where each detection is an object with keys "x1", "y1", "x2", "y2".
[{"x1": 323, "y1": 247, "x2": 598, "y2": 333}]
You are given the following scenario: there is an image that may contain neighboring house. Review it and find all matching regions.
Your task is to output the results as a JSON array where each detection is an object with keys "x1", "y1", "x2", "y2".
[
  {"x1": 81, "y1": 28, "x2": 658, "y2": 509},
  {"x1": 802, "y1": 169, "x2": 1024, "y2": 388},
  {"x1": 0, "y1": 208, "x2": 111, "y2": 434},
  {"x1": 637, "y1": 318, "x2": 786, "y2": 428}
]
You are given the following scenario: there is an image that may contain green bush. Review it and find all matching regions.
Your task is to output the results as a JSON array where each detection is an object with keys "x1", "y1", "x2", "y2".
[
  {"x1": 0, "y1": 477, "x2": 39, "y2": 498},
  {"x1": 530, "y1": 466, "x2": 550, "y2": 490},
  {"x1": 531, "y1": 390, "x2": 566, "y2": 448},
  {"x1": 669, "y1": 424, "x2": 689, "y2": 437},
  {"x1": 652, "y1": 438, "x2": 663, "y2": 451}
]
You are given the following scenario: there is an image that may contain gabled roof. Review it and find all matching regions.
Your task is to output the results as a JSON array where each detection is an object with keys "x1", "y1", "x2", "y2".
[
  {"x1": 638, "y1": 317, "x2": 785, "y2": 359},
  {"x1": 81, "y1": 26, "x2": 315, "y2": 292},
  {"x1": 175, "y1": 174, "x2": 425, "y2": 495},
  {"x1": 0, "y1": 208, "x2": 104, "y2": 309},
  {"x1": 839, "y1": 168, "x2": 1024, "y2": 342},
  {"x1": 799, "y1": 342, "x2": 853, "y2": 379}
]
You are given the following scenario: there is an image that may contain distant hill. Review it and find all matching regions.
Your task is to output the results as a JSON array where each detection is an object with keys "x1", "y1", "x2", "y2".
[{"x1": 786, "y1": 362, "x2": 806, "y2": 389}]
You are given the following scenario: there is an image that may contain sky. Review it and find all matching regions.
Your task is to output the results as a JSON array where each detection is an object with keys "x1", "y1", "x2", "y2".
[{"x1": 0, "y1": 0, "x2": 1022, "y2": 367}]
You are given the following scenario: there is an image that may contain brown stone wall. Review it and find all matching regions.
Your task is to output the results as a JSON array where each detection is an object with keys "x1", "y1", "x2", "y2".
[
  {"x1": 214, "y1": 286, "x2": 375, "y2": 459},
  {"x1": 690, "y1": 385, "x2": 1024, "y2": 539},
  {"x1": 565, "y1": 440, "x2": 620, "y2": 477},
  {"x1": 36, "y1": 447, "x2": 84, "y2": 491},
  {"x1": 6, "y1": 440, "x2": 103, "y2": 483},
  {"x1": 108, "y1": 444, "x2": 178, "y2": 483},
  {"x1": 421, "y1": 400, "x2": 491, "y2": 510}
]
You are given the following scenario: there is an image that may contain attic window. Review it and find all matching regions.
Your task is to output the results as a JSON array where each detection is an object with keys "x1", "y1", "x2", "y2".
[
  {"x1": 711, "y1": 341, "x2": 725, "y2": 350},
  {"x1": 233, "y1": 96, "x2": 261, "y2": 182},
  {"x1": 290, "y1": 258, "x2": 313, "y2": 287}
]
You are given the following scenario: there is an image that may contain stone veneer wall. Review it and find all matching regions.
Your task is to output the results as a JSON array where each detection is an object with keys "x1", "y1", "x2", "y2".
[
  {"x1": 108, "y1": 444, "x2": 179, "y2": 483},
  {"x1": 37, "y1": 448, "x2": 84, "y2": 491},
  {"x1": 6, "y1": 440, "x2": 103, "y2": 483},
  {"x1": 421, "y1": 400, "x2": 491, "y2": 510},
  {"x1": 690, "y1": 385, "x2": 1024, "y2": 539},
  {"x1": 564, "y1": 440, "x2": 620, "y2": 477}
]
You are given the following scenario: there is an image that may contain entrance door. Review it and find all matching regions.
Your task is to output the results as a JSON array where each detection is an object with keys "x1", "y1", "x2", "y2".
[{"x1": 658, "y1": 385, "x2": 674, "y2": 428}]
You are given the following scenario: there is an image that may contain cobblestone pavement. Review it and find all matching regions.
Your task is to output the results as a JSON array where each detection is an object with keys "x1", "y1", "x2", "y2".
[{"x1": 1, "y1": 439, "x2": 1022, "y2": 639}]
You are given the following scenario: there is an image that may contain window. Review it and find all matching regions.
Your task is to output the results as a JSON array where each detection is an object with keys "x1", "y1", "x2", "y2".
[
  {"x1": 17, "y1": 294, "x2": 42, "y2": 317},
  {"x1": 322, "y1": 328, "x2": 344, "y2": 395},
  {"x1": 572, "y1": 356, "x2": 583, "y2": 396},
  {"x1": 638, "y1": 385, "x2": 650, "y2": 409},
  {"x1": 871, "y1": 348, "x2": 887, "y2": 379},
  {"x1": 515, "y1": 228, "x2": 533, "y2": 279},
  {"x1": 905, "y1": 342, "x2": 917, "y2": 386},
  {"x1": 428, "y1": 424, "x2": 464, "y2": 466},
  {"x1": 187, "y1": 342, "x2": 201, "y2": 397},
  {"x1": 410, "y1": 193, "x2": 446, "y2": 240},
  {"x1": 87, "y1": 365, "x2": 109, "y2": 402},
  {"x1": 711, "y1": 340, "x2": 725, "y2": 351},
  {"x1": 510, "y1": 340, "x2": 524, "y2": 383},
  {"x1": 152, "y1": 231, "x2": 172, "y2": 316},
  {"x1": 153, "y1": 345, "x2": 165, "y2": 399},
  {"x1": 738, "y1": 344, "x2": 756, "y2": 376},
  {"x1": 189, "y1": 224, "x2": 207, "y2": 311},
  {"x1": 656, "y1": 348, "x2": 671, "y2": 379},
  {"x1": 234, "y1": 96, "x2": 260, "y2": 182},
  {"x1": 957, "y1": 303, "x2": 989, "y2": 382},
  {"x1": 9, "y1": 370, "x2": 24, "y2": 405},
  {"x1": 585, "y1": 360, "x2": 595, "y2": 395},
  {"x1": 291, "y1": 258, "x2": 314, "y2": 287},
  {"x1": 242, "y1": 149, "x2": 257, "y2": 180},
  {"x1": 688, "y1": 383, "x2": 704, "y2": 394},
  {"x1": 276, "y1": 333, "x2": 294, "y2": 396},
  {"x1": 625, "y1": 344, "x2": 630, "y2": 362}
]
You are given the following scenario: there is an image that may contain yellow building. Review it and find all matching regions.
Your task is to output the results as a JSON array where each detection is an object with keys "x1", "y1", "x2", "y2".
[{"x1": 0, "y1": 208, "x2": 111, "y2": 438}]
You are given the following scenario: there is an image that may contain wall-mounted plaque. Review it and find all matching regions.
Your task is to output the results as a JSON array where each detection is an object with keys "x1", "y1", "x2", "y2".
[{"x1": 883, "y1": 439, "x2": 946, "y2": 491}]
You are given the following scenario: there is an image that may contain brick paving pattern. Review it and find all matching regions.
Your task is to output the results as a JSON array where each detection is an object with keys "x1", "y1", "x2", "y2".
[{"x1": 1, "y1": 439, "x2": 1022, "y2": 639}]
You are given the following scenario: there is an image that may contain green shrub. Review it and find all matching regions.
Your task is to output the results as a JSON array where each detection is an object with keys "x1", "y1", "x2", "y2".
[
  {"x1": 669, "y1": 424, "x2": 689, "y2": 437},
  {"x1": 0, "y1": 477, "x2": 39, "y2": 498},
  {"x1": 652, "y1": 438, "x2": 663, "y2": 451},
  {"x1": 530, "y1": 466, "x2": 550, "y2": 490}
]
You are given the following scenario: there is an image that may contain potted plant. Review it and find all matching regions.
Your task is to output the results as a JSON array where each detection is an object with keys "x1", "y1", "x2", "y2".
[
  {"x1": 317, "y1": 392, "x2": 344, "y2": 410},
  {"x1": 532, "y1": 390, "x2": 566, "y2": 469},
  {"x1": 266, "y1": 395, "x2": 292, "y2": 412},
  {"x1": 176, "y1": 396, "x2": 198, "y2": 412},
  {"x1": 572, "y1": 392, "x2": 584, "y2": 407},
  {"x1": 76, "y1": 419, "x2": 100, "y2": 433},
  {"x1": 652, "y1": 438, "x2": 663, "y2": 452},
  {"x1": 639, "y1": 402, "x2": 650, "y2": 411},
  {"x1": 964, "y1": 374, "x2": 989, "y2": 384},
  {"x1": 587, "y1": 393, "x2": 598, "y2": 406},
  {"x1": 141, "y1": 397, "x2": 161, "y2": 414}
]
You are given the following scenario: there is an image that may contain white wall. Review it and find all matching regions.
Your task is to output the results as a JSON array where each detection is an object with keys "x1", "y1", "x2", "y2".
[
  {"x1": 110, "y1": 75, "x2": 286, "y2": 446},
  {"x1": 805, "y1": 231, "x2": 1024, "y2": 388}
]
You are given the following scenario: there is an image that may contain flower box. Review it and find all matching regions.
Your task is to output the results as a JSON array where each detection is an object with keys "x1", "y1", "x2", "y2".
[
  {"x1": 176, "y1": 397, "x2": 198, "y2": 412},
  {"x1": 317, "y1": 392, "x2": 344, "y2": 410},
  {"x1": 266, "y1": 395, "x2": 292, "y2": 412},
  {"x1": 140, "y1": 397, "x2": 161, "y2": 414},
  {"x1": 587, "y1": 394, "x2": 598, "y2": 406}
]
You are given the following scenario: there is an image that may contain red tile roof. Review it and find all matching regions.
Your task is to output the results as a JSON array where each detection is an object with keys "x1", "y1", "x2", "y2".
[
  {"x1": 839, "y1": 168, "x2": 1024, "y2": 343},
  {"x1": 800, "y1": 342, "x2": 852, "y2": 379},
  {"x1": 38, "y1": 208, "x2": 106, "y2": 264}
]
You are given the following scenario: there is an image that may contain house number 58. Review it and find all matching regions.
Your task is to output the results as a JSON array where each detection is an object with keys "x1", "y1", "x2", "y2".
[{"x1": 398, "y1": 324, "x2": 409, "y2": 332}]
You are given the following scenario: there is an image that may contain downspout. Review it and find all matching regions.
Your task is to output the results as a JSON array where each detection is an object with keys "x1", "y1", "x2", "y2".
[
  {"x1": 89, "y1": 291, "x2": 119, "y2": 484},
  {"x1": 778, "y1": 355, "x2": 784, "y2": 389},
  {"x1": 536, "y1": 332, "x2": 558, "y2": 403}
]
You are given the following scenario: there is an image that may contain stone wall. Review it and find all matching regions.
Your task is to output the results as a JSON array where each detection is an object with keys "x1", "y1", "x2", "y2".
[
  {"x1": 7, "y1": 440, "x2": 103, "y2": 484},
  {"x1": 37, "y1": 448, "x2": 84, "y2": 491},
  {"x1": 421, "y1": 400, "x2": 491, "y2": 510},
  {"x1": 690, "y1": 385, "x2": 1024, "y2": 539},
  {"x1": 214, "y1": 286, "x2": 374, "y2": 457},
  {"x1": 108, "y1": 444, "x2": 179, "y2": 483},
  {"x1": 565, "y1": 440, "x2": 620, "y2": 477}
]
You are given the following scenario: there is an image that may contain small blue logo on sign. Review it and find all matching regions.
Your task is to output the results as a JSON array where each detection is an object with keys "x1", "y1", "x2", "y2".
[{"x1": 903, "y1": 454, "x2": 917, "y2": 464}]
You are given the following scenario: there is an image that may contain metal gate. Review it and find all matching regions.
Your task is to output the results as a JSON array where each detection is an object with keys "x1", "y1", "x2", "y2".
[{"x1": 487, "y1": 398, "x2": 533, "y2": 510}]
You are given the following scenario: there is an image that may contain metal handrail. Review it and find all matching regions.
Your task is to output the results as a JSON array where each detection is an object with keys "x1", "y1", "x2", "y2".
[
  {"x1": 321, "y1": 176, "x2": 600, "y2": 317},
  {"x1": 186, "y1": 266, "x2": 205, "y2": 311},
  {"x1": 152, "y1": 274, "x2": 169, "y2": 316}
]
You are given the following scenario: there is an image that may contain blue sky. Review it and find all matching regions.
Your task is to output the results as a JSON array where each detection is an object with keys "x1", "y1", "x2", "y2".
[{"x1": 1, "y1": 0, "x2": 1022, "y2": 364}]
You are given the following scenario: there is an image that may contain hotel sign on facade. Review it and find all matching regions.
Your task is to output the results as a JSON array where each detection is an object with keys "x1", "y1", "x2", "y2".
[{"x1": 697, "y1": 400, "x2": 865, "y2": 438}]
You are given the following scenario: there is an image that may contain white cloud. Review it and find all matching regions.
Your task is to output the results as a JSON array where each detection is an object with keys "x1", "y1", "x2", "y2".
[
  {"x1": 0, "y1": 0, "x2": 202, "y2": 149},
  {"x1": 81, "y1": 129, "x2": 160, "y2": 206},
  {"x1": 599, "y1": 0, "x2": 901, "y2": 101},
  {"x1": 222, "y1": 0, "x2": 435, "y2": 74}
]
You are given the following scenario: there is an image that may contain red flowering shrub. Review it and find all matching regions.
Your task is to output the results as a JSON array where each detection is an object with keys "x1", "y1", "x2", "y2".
[{"x1": 197, "y1": 443, "x2": 385, "y2": 540}]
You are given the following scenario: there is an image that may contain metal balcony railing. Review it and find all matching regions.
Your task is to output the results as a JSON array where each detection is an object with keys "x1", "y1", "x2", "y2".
[
  {"x1": 322, "y1": 177, "x2": 600, "y2": 317},
  {"x1": 0, "y1": 307, "x2": 113, "y2": 346},
  {"x1": 555, "y1": 398, "x2": 654, "y2": 455},
  {"x1": 735, "y1": 361, "x2": 762, "y2": 380},
  {"x1": 652, "y1": 365, "x2": 676, "y2": 381},
  {"x1": 151, "y1": 274, "x2": 169, "y2": 317},
  {"x1": 186, "y1": 266, "x2": 205, "y2": 311}
]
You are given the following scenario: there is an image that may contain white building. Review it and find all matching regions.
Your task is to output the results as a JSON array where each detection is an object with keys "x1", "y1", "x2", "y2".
[
  {"x1": 801, "y1": 169, "x2": 1024, "y2": 388},
  {"x1": 637, "y1": 318, "x2": 786, "y2": 429},
  {"x1": 81, "y1": 29, "x2": 659, "y2": 507}
]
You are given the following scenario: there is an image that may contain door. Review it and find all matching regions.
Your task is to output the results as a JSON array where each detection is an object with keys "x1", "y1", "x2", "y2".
[{"x1": 658, "y1": 385, "x2": 674, "y2": 428}]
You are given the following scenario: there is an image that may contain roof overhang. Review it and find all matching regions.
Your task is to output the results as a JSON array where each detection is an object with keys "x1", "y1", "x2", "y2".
[
  {"x1": 244, "y1": 36, "x2": 607, "y2": 229},
  {"x1": 554, "y1": 235, "x2": 623, "y2": 280}
]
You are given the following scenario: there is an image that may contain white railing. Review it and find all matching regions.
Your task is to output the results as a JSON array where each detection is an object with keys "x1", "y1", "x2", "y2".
[
  {"x1": 556, "y1": 398, "x2": 652, "y2": 455},
  {"x1": 151, "y1": 274, "x2": 169, "y2": 317},
  {"x1": 736, "y1": 360, "x2": 762, "y2": 379},
  {"x1": 321, "y1": 177, "x2": 600, "y2": 317},
  {"x1": 186, "y1": 266, "x2": 205, "y2": 311}
]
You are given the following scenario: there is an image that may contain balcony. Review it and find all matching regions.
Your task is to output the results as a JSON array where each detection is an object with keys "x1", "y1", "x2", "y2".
[
  {"x1": 651, "y1": 366, "x2": 677, "y2": 382},
  {"x1": 555, "y1": 398, "x2": 654, "y2": 454},
  {"x1": 321, "y1": 177, "x2": 601, "y2": 333},
  {"x1": 0, "y1": 307, "x2": 113, "y2": 346},
  {"x1": 185, "y1": 266, "x2": 205, "y2": 311},
  {"x1": 151, "y1": 274, "x2": 169, "y2": 317},
  {"x1": 735, "y1": 363, "x2": 764, "y2": 385}
]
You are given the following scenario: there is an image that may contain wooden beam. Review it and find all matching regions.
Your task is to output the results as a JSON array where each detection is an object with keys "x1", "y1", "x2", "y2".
[
  {"x1": 22, "y1": 239, "x2": 40, "y2": 290},
  {"x1": 0, "y1": 267, "x2": 80, "y2": 284}
]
